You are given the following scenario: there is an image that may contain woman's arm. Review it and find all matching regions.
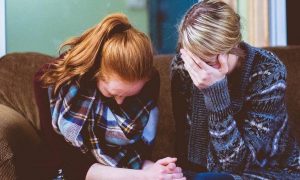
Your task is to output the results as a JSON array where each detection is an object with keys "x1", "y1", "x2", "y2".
[
  {"x1": 86, "y1": 163, "x2": 147, "y2": 180},
  {"x1": 34, "y1": 66, "x2": 97, "y2": 179},
  {"x1": 202, "y1": 63, "x2": 288, "y2": 172},
  {"x1": 86, "y1": 157, "x2": 185, "y2": 180},
  {"x1": 180, "y1": 49, "x2": 290, "y2": 172}
]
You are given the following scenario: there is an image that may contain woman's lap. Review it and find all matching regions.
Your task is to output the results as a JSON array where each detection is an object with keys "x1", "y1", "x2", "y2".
[{"x1": 183, "y1": 170, "x2": 234, "y2": 180}]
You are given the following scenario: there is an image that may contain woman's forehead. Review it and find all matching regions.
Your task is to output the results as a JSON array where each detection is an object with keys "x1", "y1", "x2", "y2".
[{"x1": 105, "y1": 78, "x2": 146, "y2": 97}]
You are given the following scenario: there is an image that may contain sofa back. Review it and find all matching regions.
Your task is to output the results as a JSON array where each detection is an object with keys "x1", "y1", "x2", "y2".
[
  {"x1": 0, "y1": 53, "x2": 53, "y2": 129},
  {"x1": 1, "y1": 47, "x2": 300, "y2": 161}
]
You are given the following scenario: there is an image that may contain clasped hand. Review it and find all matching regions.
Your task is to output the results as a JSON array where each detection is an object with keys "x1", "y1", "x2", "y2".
[
  {"x1": 143, "y1": 157, "x2": 185, "y2": 180},
  {"x1": 180, "y1": 49, "x2": 229, "y2": 90}
]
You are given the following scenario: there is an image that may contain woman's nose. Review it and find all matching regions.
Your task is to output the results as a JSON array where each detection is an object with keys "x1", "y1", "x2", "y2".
[{"x1": 114, "y1": 96, "x2": 125, "y2": 104}]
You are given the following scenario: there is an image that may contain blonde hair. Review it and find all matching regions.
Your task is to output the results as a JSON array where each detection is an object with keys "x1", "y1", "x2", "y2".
[
  {"x1": 41, "y1": 13, "x2": 153, "y2": 93},
  {"x1": 178, "y1": 0, "x2": 244, "y2": 60}
]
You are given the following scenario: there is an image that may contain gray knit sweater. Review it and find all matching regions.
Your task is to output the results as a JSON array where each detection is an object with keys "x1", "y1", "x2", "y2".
[{"x1": 171, "y1": 42, "x2": 300, "y2": 179}]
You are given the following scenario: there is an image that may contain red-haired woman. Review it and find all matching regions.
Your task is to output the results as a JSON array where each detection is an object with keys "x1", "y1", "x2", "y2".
[{"x1": 34, "y1": 13, "x2": 185, "y2": 180}]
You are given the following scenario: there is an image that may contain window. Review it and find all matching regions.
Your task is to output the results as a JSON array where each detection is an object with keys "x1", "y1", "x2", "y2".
[
  {"x1": 0, "y1": 0, "x2": 5, "y2": 57},
  {"x1": 222, "y1": 0, "x2": 287, "y2": 47}
]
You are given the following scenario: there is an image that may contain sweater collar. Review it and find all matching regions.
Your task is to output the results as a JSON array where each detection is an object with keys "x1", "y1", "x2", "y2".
[{"x1": 231, "y1": 42, "x2": 256, "y2": 113}]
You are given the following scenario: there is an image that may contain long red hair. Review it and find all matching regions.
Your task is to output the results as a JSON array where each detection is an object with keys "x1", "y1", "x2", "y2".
[{"x1": 40, "y1": 13, "x2": 153, "y2": 93}]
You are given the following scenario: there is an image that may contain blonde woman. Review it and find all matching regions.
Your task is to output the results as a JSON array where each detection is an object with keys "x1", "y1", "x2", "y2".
[
  {"x1": 171, "y1": 0, "x2": 300, "y2": 179},
  {"x1": 34, "y1": 13, "x2": 185, "y2": 180}
]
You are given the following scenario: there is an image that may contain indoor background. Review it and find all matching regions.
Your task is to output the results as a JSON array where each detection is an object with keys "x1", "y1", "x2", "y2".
[{"x1": 0, "y1": 0, "x2": 299, "y2": 57}]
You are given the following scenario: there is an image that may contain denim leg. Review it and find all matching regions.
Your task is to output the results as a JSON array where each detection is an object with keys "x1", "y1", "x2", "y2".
[{"x1": 192, "y1": 172, "x2": 234, "y2": 180}]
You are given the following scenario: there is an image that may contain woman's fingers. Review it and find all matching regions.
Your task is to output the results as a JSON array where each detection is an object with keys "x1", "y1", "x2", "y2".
[
  {"x1": 174, "y1": 178, "x2": 186, "y2": 180},
  {"x1": 173, "y1": 167, "x2": 182, "y2": 173},
  {"x1": 166, "y1": 162, "x2": 176, "y2": 171},
  {"x1": 181, "y1": 49, "x2": 200, "y2": 69},
  {"x1": 161, "y1": 172, "x2": 185, "y2": 180},
  {"x1": 181, "y1": 50, "x2": 200, "y2": 70},
  {"x1": 183, "y1": 49, "x2": 211, "y2": 70},
  {"x1": 160, "y1": 163, "x2": 186, "y2": 180},
  {"x1": 181, "y1": 50, "x2": 205, "y2": 82},
  {"x1": 171, "y1": 172, "x2": 184, "y2": 179},
  {"x1": 183, "y1": 60, "x2": 207, "y2": 89},
  {"x1": 180, "y1": 48, "x2": 228, "y2": 89},
  {"x1": 165, "y1": 163, "x2": 183, "y2": 174},
  {"x1": 156, "y1": 157, "x2": 177, "y2": 166},
  {"x1": 218, "y1": 54, "x2": 229, "y2": 74}
]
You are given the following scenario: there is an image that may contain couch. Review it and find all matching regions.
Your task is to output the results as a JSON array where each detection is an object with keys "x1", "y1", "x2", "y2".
[{"x1": 1, "y1": 46, "x2": 300, "y2": 179}]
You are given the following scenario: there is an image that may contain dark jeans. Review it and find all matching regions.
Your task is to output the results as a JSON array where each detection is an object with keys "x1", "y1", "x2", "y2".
[
  {"x1": 192, "y1": 172, "x2": 234, "y2": 180},
  {"x1": 183, "y1": 170, "x2": 234, "y2": 180}
]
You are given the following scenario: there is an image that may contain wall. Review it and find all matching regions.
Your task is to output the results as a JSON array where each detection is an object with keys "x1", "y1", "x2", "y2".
[
  {"x1": 0, "y1": 0, "x2": 5, "y2": 57},
  {"x1": 6, "y1": 0, "x2": 148, "y2": 56},
  {"x1": 287, "y1": 1, "x2": 300, "y2": 45}
]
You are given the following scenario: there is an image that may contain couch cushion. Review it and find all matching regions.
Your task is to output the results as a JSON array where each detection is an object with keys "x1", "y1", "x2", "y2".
[
  {"x1": 0, "y1": 104, "x2": 42, "y2": 178},
  {"x1": 0, "y1": 52, "x2": 53, "y2": 130},
  {"x1": 0, "y1": 138, "x2": 15, "y2": 179}
]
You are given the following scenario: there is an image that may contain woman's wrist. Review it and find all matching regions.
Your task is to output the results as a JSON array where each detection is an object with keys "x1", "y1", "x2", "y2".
[
  {"x1": 141, "y1": 169, "x2": 151, "y2": 180},
  {"x1": 201, "y1": 77, "x2": 231, "y2": 111},
  {"x1": 142, "y1": 160, "x2": 154, "y2": 170},
  {"x1": 86, "y1": 163, "x2": 146, "y2": 180}
]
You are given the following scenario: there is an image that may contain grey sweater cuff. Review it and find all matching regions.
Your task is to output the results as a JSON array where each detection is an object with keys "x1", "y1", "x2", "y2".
[{"x1": 201, "y1": 77, "x2": 230, "y2": 112}]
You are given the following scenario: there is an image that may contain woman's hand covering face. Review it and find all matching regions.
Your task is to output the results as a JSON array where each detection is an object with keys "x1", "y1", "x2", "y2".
[{"x1": 180, "y1": 48, "x2": 229, "y2": 89}]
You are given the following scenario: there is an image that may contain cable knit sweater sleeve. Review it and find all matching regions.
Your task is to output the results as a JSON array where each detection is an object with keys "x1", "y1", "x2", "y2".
[{"x1": 202, "y1": 54, "x2": 288, "y2": 172}]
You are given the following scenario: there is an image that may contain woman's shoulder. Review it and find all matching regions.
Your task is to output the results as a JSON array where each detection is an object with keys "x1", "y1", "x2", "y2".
[
  {"x1": 251, "y1": 49, "x2": 287, "y2": 82},
  {"x1": 33, "y1": 57, "x2": 63, "y2": 88},
  {"x1": 257, "y1": 48, "x2": 284, "y2": 66},
  {"x1": 243, "y1": 42, "x2": 286, "y2": 71},
  {"x1": 244, "y1": 45, "x2": 287, "y2": 93},
  {"x1": 170, "y1": 53, "x2": 192, "y2": 82},
  {"x1": 171, "y1": 53, "x2": 185, "y2": 71},
  {"x1": 239, "y1": 43, "x2": 286, "y2": 84}
]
